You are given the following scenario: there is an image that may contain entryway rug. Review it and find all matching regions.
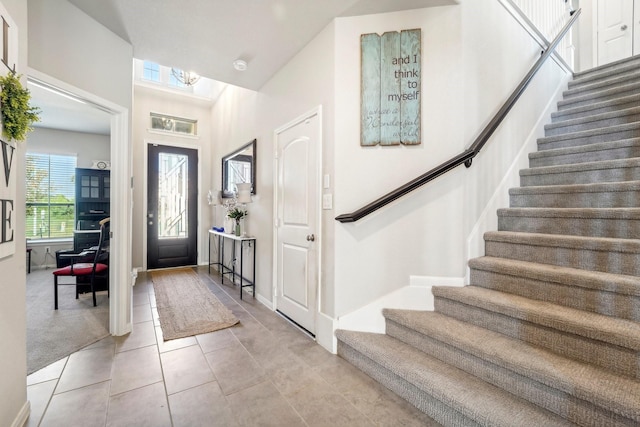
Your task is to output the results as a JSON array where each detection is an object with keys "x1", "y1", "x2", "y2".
[{"x1": 151, "y1": 268, "x2": 239, "y2": 340}]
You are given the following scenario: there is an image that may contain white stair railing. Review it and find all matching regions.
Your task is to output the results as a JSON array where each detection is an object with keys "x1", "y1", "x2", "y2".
[{"x1": 501, "y1": 0, "x2": 576, "y2": 71}]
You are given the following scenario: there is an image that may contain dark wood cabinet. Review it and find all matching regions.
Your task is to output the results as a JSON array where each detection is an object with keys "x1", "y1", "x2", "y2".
[{"x1": 74, "y1": 168, "x2": 110, "y2": 250}]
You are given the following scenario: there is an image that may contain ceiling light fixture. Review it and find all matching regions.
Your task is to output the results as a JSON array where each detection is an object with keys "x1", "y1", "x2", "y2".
[
  {"x1": 233, "y1": 59, "x2": 248, "y2": 71},
  {"x1": 171, "y1": 68, "x2": 200, "y2": 86}
]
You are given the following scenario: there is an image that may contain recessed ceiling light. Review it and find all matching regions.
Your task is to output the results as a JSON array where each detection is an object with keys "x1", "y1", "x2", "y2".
[{"x1": 233, "y1": 59, "x2": 248, "y2": 71}]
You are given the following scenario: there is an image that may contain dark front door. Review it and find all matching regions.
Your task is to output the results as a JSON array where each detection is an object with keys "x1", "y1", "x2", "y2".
[{"x1": 147, "y1": 144, "x2": 198, "y2": 269}]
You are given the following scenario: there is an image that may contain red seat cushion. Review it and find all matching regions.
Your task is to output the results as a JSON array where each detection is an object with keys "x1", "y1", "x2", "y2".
[{"x1": 53, "y1": 263, "x2": 108, "y2": 276}]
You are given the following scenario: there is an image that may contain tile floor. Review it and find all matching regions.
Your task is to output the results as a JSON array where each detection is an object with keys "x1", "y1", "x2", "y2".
[{"x1": 26, "y1": 267, "x2": 439, "y2": 427}]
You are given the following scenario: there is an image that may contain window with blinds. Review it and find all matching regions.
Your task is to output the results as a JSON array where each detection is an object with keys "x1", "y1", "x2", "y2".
[{"x1": 26, "y1": 153, "x2": 77, "y2": 239}]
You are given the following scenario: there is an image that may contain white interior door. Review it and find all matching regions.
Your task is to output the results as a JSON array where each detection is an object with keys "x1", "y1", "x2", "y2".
[
  {"x1": 275, "y1": 110, "x2": 320, "y2": 335},
  {"x1": 597, "y1": 0, "x2": 634, "y2": 66}
]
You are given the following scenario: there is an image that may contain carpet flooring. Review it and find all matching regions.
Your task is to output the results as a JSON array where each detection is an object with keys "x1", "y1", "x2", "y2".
[{"x1": 26, "y1": 268, "x2": 110, "y2": 375}]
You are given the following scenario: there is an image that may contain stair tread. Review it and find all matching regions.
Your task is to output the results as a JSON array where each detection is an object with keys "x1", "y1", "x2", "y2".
[
  {"x1": 383, "y1": 309, "x2": 640, "y2": 421},
  {"x1": 573, "y1": 54, "x2": 640, "y2": 80},
  {"x1": 520, "y1": 157, "x2": 640, "y2": 176},
  {"x1": 552, "y1": 94, "x2": 640, "y2": 120},
  {"x1": 545, "y1": 106, "x2": 640, "y2": 131},
  {"x1": 335, "y1": 330, "x2": 570, "y2": 426},
  {"x1": 431, "y1": 286, "x2": 640, "y2": 351},
  {"x1": 497, "y1": 207, "x2": 640, "y2": 219},
  {"x1": 530, "y1": 137, "x2": 640, "y2": 159},
  {"x1": 509, "y1": 180, "x2": 640, "y2": 195},
  {"x1": 484, "y1": 230, "x2": 640, "y2": 253},
  {"x1": 469, "y1": 256, "x2": 640, "y2": 297},
  {"x1": 570, "y1": 62, "x2": 640, "y2": 87},
  {"x1": 563, "y1": 71, "x2": 640, "y2": 98},
  {"x1": 537, "y1": 121, "x2": 640, "y2": 146},
  {"x1": 558, "y1": 81, "x2": 640, "y2": 110}
]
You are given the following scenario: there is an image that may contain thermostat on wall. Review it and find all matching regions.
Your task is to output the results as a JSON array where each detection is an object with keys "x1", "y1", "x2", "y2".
[{"x1": 92, "y1": 160, "x2": 110, "y2": 170}]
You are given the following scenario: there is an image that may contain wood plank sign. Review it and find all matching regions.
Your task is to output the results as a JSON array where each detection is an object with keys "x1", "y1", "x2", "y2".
[
  {"x1": 0, "y1": 1, "x2": 17, "y2": 259},
  {"x1": 361, "y1": 28, "x2": 421, "y2": 146}
]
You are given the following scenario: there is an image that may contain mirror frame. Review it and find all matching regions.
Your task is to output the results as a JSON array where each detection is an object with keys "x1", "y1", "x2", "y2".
[{"x1": 221, "y1": 138, "x2": 256, "y2": 198}]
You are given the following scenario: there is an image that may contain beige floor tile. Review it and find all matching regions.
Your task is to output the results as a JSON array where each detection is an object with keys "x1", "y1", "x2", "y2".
[
  {"x1": 114, "y1": 320, "x2": 157, "y2": 353},
  {"x1": 205, "y1": 340, "x2": 266, "y2": 395},
  {"x1": 226, "y1": 381, "x2": 305, "y2": 427},
  {"x1": 196, "y1": 328, "x2": 238, "y2": 354},
  {"x1": 27, "y1": 357, "x2": 67, "y2": 386},
  {"x1": 132, "y1": 303, "x2": 152, "y2": 323},
  {"x1": 110, "y1": 345, "x2": 163, "y2": 396},
  {"x1": 132, "y1": 292, "x2": 149, "y2": 307},
  {"x1": 82, "y1": 335, "x2": 116, "y2": 352},
  {"x1": 25, "y1": 379, "x2": 57, "y2": 427},
  {"x1": 55, "y1": 345, "x2": 115, "y2": 394},
  {"x1": 161, "y1": 344, "x2": 215, "y2": 395},
  {"x1": 31, "y1": 267, "x2": 437, "y2": 426},
  {"x1": 336, "y1": 366, "x2": 439, "y2": 427},
  {"x1": 152, "y1": 307, "x2": 160, "y2": 326},
  {"x1": 155, "y1": 326, "x2": 197, "y2": 353},
  {"x1": 106, "y1": 382, "x2": 171, "y2": 427},
  {"x1": 40, "y1": 381, "x2": 110, "y2": 427},
  {"x1": 284, "y1": 375, "x2": 373, "y2": 427},
  {"x1": 168, "y1": 382, "x2": 239, "y2": 427}
]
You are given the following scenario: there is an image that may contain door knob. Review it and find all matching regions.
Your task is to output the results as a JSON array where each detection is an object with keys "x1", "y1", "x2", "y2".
[
  {"x1": 306, "y1": 234, "x2": 315, "y2": 242},
  {"x1": 621, "y1": 24, "x2": 628, "y2": 31}
]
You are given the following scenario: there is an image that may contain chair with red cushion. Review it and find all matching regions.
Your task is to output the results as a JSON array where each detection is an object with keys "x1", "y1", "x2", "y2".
[{"x1": 53, "y1": 218, "x2": 110, "y2": 309}]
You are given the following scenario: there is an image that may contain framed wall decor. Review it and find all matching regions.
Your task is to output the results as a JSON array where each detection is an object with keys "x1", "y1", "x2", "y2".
[{"x1": 361, "y1": 28, "x2": 421, "y2": 146}]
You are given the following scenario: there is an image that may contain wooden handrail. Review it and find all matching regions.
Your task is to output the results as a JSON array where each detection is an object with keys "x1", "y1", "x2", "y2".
[{"x1": 336, "y1": 8, "x2": 581, "y2": 223}]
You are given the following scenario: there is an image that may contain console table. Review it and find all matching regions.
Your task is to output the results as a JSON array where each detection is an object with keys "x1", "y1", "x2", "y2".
[{"x1": 208, "y1": 230, "x2": 255, "y2": 299}]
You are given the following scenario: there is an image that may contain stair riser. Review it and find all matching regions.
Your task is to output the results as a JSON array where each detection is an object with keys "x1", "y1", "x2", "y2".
[
  {"x1": 484, "y1": 239, "x2": 640, "y2": 276},
  {"x1": 521, "y1": 165, "x2": 640, "y2": 186},
  {"x1": 469, "y1": 267, "x2": 640, "y2": 322},
  {"x1": 336, "y1": 342, "x2": 477, "y2": 427},
  {"x1": 544, "y1": 112, "x2": 640, "y2": 137},
  {"x1": 529, "y1": 145, "x2": 640, "y2": 167},
  {"x1": 510, "y1": 189, "x2": 640, "y2": 208},
  {"x1": 552, "y1": 97, "x2": 640, "y2": 122},
  {"x1": 432, "y1": 298, "x2": 640, "y2": 380},
  {"x1": 563, "y1": 75, "x2": 640, "y2": 100},
  {"x1": 498, "y1": 215, "x2": 640, "y2": 239},
  {"x1": 558, "y1": 84, "x2": 640, "y2": 111}
]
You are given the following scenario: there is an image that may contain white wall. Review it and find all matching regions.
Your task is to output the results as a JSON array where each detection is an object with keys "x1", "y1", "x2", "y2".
[
  {"x1": 0, "y1": 0, "x2": 29, "y2": 425},
  {"x1": 131, "y1": 85, "x2": 214, "y2": 270},
  {"x1": 207, "y1": 2, "x2": 570, "y2": 343},
  {"x1": 333, "y1": 7, "x2": 465, "y2": 318},
  {"x1": 28, "y1": 127, "x2": 110, "y2": 168},
  {"x1": 210, "y1": 22, "x2": 336, "y2": 306},
  {"x1": 27, "y1": 0, "x2": 132, "y2": 109}
]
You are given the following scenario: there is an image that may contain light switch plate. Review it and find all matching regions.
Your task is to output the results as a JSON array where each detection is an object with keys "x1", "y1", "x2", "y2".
[{"x1": 322, "y1": 194, "x2": 333, "y2": 209}]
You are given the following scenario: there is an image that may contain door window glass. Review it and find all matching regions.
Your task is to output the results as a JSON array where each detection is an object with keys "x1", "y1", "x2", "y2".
[{"x1": 157, "y1": 152, "x2": 188, "y2": 238}]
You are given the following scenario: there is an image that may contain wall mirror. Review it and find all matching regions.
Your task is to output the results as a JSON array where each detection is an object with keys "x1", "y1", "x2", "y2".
[{"x1": 222, "y1": 138, "x2": 256, "y2": 198}]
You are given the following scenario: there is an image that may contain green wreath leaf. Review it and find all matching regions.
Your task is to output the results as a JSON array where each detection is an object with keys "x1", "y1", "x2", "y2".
[{"x1": 0, "y1": 73, "x2": 40, "y2": 141}]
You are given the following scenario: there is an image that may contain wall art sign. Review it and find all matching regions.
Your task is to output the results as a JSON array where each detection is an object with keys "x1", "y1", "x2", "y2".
[
  {"x1": 0, "y1": 1, "x2": 17, "y2": 259},
  {"x1": 361, "y1": 28, "x2": 421, "y2": 146},
  {"x1": 0, "y1": 137, "x2": 15, "y2": 258}
]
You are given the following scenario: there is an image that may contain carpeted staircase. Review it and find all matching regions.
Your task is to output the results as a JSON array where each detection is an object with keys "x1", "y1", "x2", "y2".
[{"x1": 336, "y1": 55, "x2": 640, "y2": 426}]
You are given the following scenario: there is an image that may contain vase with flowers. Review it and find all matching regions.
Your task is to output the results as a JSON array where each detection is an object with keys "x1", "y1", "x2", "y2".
[{"x1": 227, "y1": 207, "x2": 247, "y2": 236}]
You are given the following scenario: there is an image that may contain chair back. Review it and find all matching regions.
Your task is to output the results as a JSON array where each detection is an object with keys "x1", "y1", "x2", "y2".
[{"x1": 92, "y1": 218, "x2": 110, "y2": 270}]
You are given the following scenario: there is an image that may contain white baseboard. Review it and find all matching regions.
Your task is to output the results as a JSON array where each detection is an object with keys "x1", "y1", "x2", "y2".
[
  {"x1": 11, "y1": 400, "x2": 30, "y2": 427},
  {"x1": 255, "y1": 292, "x2": 274, "y2": 310},
  {"x1": 316, "y1": 312, "x2": 337, "y2": 353}
]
